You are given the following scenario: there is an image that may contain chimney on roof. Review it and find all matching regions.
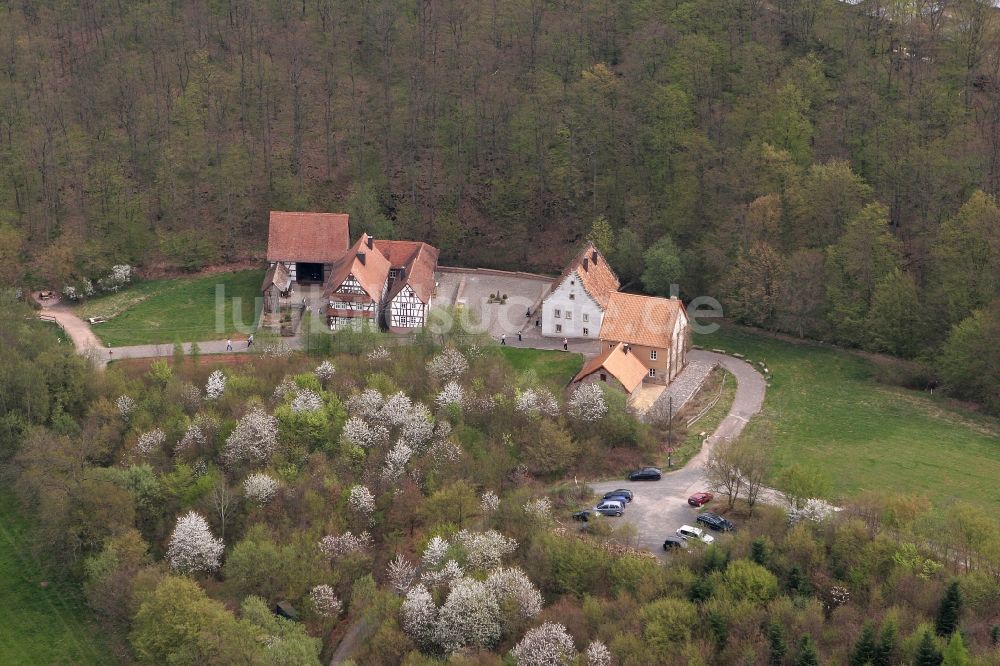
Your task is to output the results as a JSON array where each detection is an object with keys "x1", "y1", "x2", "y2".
[
  {"x1": 357, "y1": 252, "x2": 366, "y2": 265},
  {"x1": 366, "y1": 235, "x2": 374, "y2": 250},
  {"x1": 582, "y1": 257, "x2": 589, "y2": 272},
  {"x1": 592, "y1": 250, "x2": 599, "y2": 264}
]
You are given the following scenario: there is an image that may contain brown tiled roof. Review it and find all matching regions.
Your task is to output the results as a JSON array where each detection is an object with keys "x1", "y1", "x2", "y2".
[
  {"x1": 266, "y1": 211, "x2": 350, "y2": 263},
  {"x1": 573, "y1": 342, "x2": 648, "y2": 393},
  {"x1": 261, "y1": 262, "x2": 291, "y2": 292},
  {"x1": 375, "y1": 240, "x2": 439, "y2": 304},
  {"x1": 549, "y1": 243, "x2": 620, "y2": 308},
  {"x1": 322, "y1": 233, "x2": 390, "y2": 302},
  {"x1": 598, "y1": 292, "x2": 687, "y2": 349}
]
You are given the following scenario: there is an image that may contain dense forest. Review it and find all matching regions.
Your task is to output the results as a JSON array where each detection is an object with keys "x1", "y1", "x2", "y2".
[
  {"x1": 3, "y1": 296, "x2": 1000, "y2": 665},
  {"x1": 1, "y1": 0, "x2": 998, "y2": 408}
]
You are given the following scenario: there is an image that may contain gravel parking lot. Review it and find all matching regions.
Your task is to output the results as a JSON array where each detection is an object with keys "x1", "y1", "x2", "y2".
[{"x1": 435, "y1": 269, "x2": 553, "y2": 339}]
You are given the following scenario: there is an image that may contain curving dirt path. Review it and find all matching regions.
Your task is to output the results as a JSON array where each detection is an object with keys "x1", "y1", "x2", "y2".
[
  {"x1": 590, "y1": 351, "x2": 767, "y2": 554},
  {"x1": 36, "y1": 299, "x2": 105, "y2": 354}
]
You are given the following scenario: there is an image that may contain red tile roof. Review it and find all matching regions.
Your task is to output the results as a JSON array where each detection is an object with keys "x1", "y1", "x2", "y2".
[
  {"x1": 598, "y1": 292, "x2": 687, "y2": 349},
  {"x1": 323, "y1": 234, "x2": 391, "y2": 302},
  {"x1": 573, "y1": 342, "x2": 648, "y2": 393},
  {"x1": 266, "y1": 211, "x2": 350, "y2": 263},
  {"x1": 549, "y1": 243, "x2": 620, "y2": 308},
  {"x1": 375, "y1": 239, "x2": 439, "y2": 304}
]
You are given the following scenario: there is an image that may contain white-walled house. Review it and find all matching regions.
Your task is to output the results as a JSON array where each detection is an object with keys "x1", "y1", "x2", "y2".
[{"x1": 541, "y1": 243, "x2": 620, "y2": 338}]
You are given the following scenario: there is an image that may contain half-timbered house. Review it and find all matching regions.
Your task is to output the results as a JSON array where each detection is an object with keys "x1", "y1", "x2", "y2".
[
  {"x1": 374, "y1": 240, "x2": 439, "y2": 330},
  {"x1": 323, "y1": 234, "x2": 391, "y2": 330}
]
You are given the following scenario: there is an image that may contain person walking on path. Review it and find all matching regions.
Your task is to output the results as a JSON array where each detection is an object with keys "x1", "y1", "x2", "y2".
[
  {"x1": 517, "y1": 331, "x2": 522, "y2": 342},
  {"x1": 562, "y1": 337, "x2": 568, "y2": 351},
  {"x1": 247, "y1": 333, "x2": 254, "y2": 348},
  {"x1": 500, "y1": 334, "x2": 506, "y2": 345},
  {"x1": 226, "y1": 338, "x2": 233, "y2": 351}
]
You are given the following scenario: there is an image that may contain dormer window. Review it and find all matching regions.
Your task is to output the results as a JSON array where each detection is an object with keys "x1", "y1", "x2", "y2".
[{"x1": 569, "y1": 294, "x2": 575, "y2": 300}]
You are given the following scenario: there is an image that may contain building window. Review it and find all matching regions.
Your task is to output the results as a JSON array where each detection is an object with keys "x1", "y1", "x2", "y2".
[
  {"x1": 569, "y1": 293, "x2": 575, "y2": 300},
  {"x1": 648, "y1": 368, "x2": 656, "y2": 378},
  {"x1": 554, "y1": 309, "x2": 561, "y2": 318},
  {"x1": 610, "y1": 343, "x2": 615, "y2": 349},
  {"x1": 599, "y1": 373, "x2": 607, "y2": 382},
  {"x1": 650, "y1": 350, "x2": 658, "y2": 360},
  {"x1": 570, "y1": 280, "x2": 575, "y2": 285},
  {"x1": 565, "y1": 311, "x2": 572, "y2": 320},
  {"x1": 583, "y1": 327, "x2": 589, "y2": 336},
  {"x1": 389, "y1": 268, "x2": 399, "y2": 279},
  {"x1": 555, "y1": 324, "x2": 562, "y2": 333},
  {"x1": 582, "y1": 313, "x2": 589, "y2": 322}
]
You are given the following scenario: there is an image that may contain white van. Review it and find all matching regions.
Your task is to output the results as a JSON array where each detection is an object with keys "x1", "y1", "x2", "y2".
[{"x1": 677, "y1": 525, "x2": 715, "y2": 544}]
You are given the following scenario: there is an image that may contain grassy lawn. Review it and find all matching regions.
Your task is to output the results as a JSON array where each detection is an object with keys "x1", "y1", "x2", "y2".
[
  {"x1": 497, "y1": 347, "x2": 584, "y2": 391},
  {"x1": 0, "y1": 490, "x2": 114, "y2": 665},
  {"x1": 77, "y1": 271, "x2": 263, "y2": 346},
  {"x1": 696, "y1": 325, "x2": 1000, "y2": 509}
]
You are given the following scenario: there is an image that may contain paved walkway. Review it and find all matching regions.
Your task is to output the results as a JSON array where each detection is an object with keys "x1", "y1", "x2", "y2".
[{"x1": 590, "y1": 351, "x2": 767, "y2": 556}]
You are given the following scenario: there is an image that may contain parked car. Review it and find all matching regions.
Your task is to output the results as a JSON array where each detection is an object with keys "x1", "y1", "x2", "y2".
[
  {"x1": 687, "y1": 492, "x2": 714, "y2": 507},
  {"x1": 628, "y1": 467, "x2": 662, "y2": 481},
  {"x1": 603, "y1": 489, "x2": 634, "y2": 503},
  {"x1": 662, "y1": 536, "x2": 688, "y2": 550},
  {"x1": 593, "y1": 500, "x2": 625, "y2": 517},
  {"x1": 571, "y1": 510, "x2": 591, "y2": 522},
  {"x1": 676, "y1": 525, "x2": 715, "y2": 544},
  {"x1": 696, "y1": 512, "x2": 735, "y2": 532}
]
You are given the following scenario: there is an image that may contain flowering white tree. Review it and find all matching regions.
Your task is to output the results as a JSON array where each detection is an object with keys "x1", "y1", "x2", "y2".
[
  {"x1": 516, "y1": 388, "x2": 560, "y2": 419},
  {"x1": 510, "y1": 623, "x2": 578, "y2": 666},
  {"x1": 180, "y1": 383, "x2": 202, "y2": 411},
  {"x1": 454, "y1": 530, "x2": 518, "y2": 571},
  {"x1": 436, "y1": 381, "x2": 465, "y2": 408},
  {"x1": 568, "y1": 384, "x2": 607, "y2": 422},
  {"x1": 586, "y1": 640, "x2": 612, "y2": 666},
  {"x1": 291, "y1": 389, "x2": 324, "y2": 413},
  {"x1": 367, "y1": 345, "x2": 390, "y2": 362},
  {"x1": 523, "y1": 498, "x2": 552, "y2": 523},
  {"x1": 318, "y1": 531, "x2": 372, "y2": 558},
  {"x1": 422, "y1": 536, "x2": 450, "y2": 569},
  {"x1": 175, "y1": 424, "x2": 206, "y2": 455},
  {"x1": 243, "y1": 473, "x2": 279, "y2": 504},
  {"x1": 348, "y1": 485, "x2": 375, "y2": 519},
  {"x1": 485, "y1": 567, "x2": 543, "y2": 619},
  {"x1": 788, "y1": 498, "x2": 840, "y2": 525},
  {"x1": 98, "y1": 264, "x2": 132, "y2": 293},
  {"x1": 204, "y1": 370, "x2": 226, "y2": 401},
  {"x1": 381, "y1": 441, "x2": 414, "y2": 483},
  {"x1": 314, "y1": 360, "x2": 336, "y2": 385},
  {"x1": 115, "y1": 395, "x2": 136, "y2": 418},
  {"x1": 62, "y1": 285, "x2": 78, "y2": 301},
  {"x1": 136, "y1": 428, "x2": 166, "y2": 456},
  {"x1": 222, "y1": 407, "x2": 278, "y2": 468},
  {"x1": 421, "y1": 559, "x2": 464, "y2": 588},
  {"x1": 379, "y1": 392, "x2": 414, "y2": 426},
  {"x1": 426, "y1": 348, "x2": 468, "y2": 382},
  {"x1": 341, "y1": 417, "x2": 389, "y2": 449},
  {"x1": 401, "y1": 585, "x2": 438, "y2": 649},
  {"x1": 434, "y1": 577, "x2": 502, "y2": 653},
  {"x1": 480, "y1": 491, "x2": 500, "y2": 514},
  {"x1": 166, "y1": 511, "x2": 224, "y2": 573},
  {"x1": 310, "y1": 584, "x2": 343, "y2": 617},
  {"x1": 346, "y1": 389, "x2": 385, "y2": 419},
  {"x1": 386, "y1": 554, "x2": 417, "y2": 593},
  {"x1": 400, "y1": 404, "x2": 435, "y2": 450},
  {"x1": 272, "y1": 377, "x2": 297, "y2": 401}
]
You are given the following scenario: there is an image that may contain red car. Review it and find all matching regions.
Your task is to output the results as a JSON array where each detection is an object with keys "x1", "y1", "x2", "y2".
[{"x1": 688, "y1": 492, "x2": 714, "y2": 507}]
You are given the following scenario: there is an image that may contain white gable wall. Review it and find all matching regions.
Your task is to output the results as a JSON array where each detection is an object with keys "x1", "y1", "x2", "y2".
[{"x1": 541, "y1": 270, "x2": 603, "y2": 338}]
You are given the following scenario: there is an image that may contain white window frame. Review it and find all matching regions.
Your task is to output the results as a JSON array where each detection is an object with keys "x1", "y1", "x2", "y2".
[
  {"x1": 650, "y1": 350, "x2": 657, "y2": 360},
  {"x1": 583, "y1": 327, "x2": 589, "y2": 336},
  {"x1": 555, "y1": 324, "x2": 562, "y2": 333},
  {"x1": 648, "y1": 368, "x2": 656, "y2": 377},
  {"x1": 582, "y1": 313, "x2": 589, "y2": 322},
  {"x1": 565, "y1": 311, "x2": 573, "y2": 320},
  {"x1": 554, "y1": 308, "x2": 561, "y2": 318}
]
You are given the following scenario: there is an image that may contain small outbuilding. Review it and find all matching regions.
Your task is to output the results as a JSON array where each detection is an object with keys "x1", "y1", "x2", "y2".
[
  {"x1": 571, "y1": 342, "x2": 648, "y2": 400},
  {"x1": 261, "y1": 261, "x2": 292, "y2": 314}
]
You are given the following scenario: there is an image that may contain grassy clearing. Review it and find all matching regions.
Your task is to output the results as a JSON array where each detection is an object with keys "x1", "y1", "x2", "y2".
[
  {"x1": 0, "y1": 490, "x2": 113, "y2": 665},
  {"x1": 697, "y1": 325, "x2": 1000, "y2": 509},
  {"x1": 656, "y1": 368, "x2": 737, "y2": 468},
  {"x1": 497, "y1": 347, "x2": 584, "y2": 391},
  {"x1": 78, "y1": 271, "x2": 263, "y2": 346}
]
